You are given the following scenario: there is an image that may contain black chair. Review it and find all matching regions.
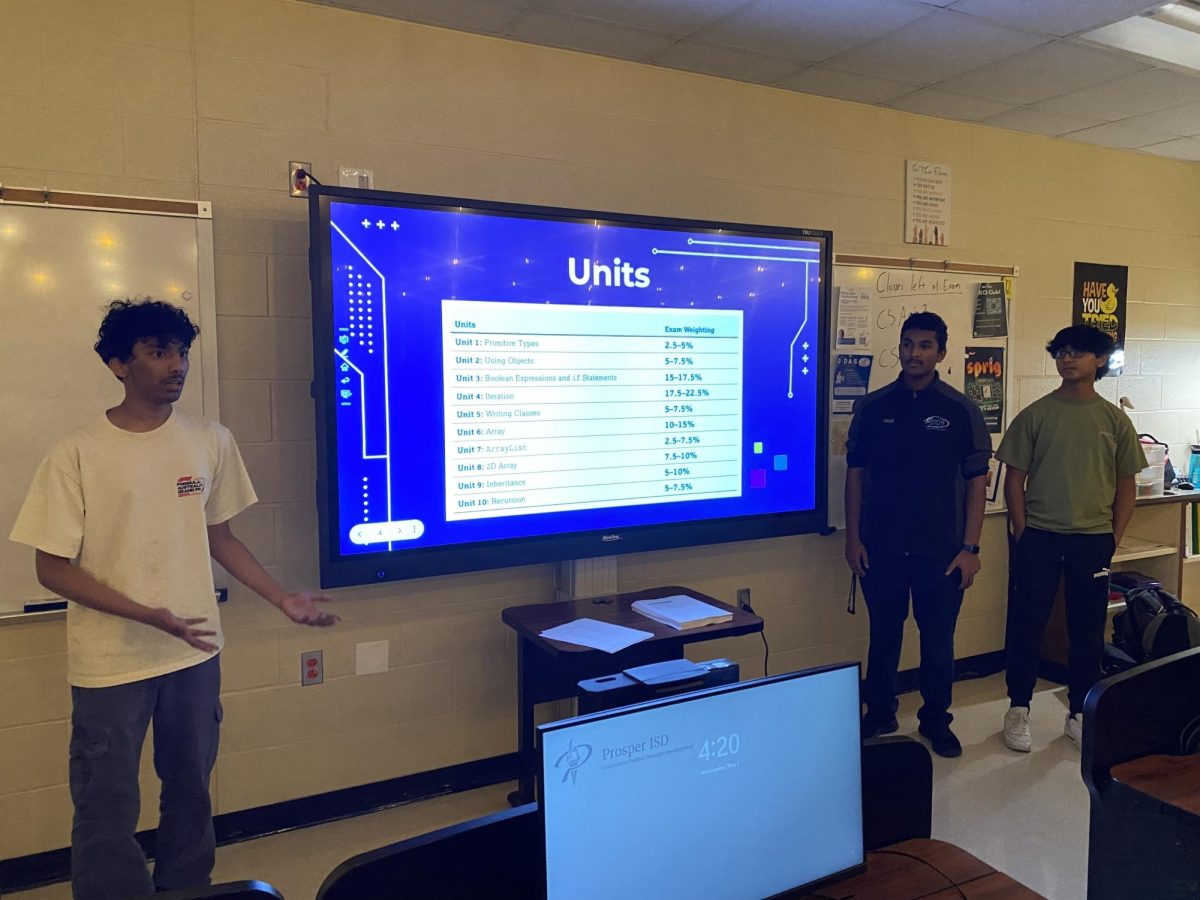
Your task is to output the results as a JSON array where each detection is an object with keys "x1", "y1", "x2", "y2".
[
  {"x1": 149, "y1": 880, "x2": 284, "y2": 900},
  {"x1": 862, "y1": 735, "x2": 932, "y2": 848},
  {"x1": 316, "y1": 803, "x2": 540, "y2": 900},
  {"x1": 1082, "y1": 646, "x2": 1200, "y2": 900},
  {"x1": 316, "y1": 736, "x2": 932, "y2": 899}
]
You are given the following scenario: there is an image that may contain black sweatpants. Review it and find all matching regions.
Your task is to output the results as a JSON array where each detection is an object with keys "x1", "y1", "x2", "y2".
[
  {"x1": 1005, "y1": 527, "x2": 1115, "y2": 715},
  {"x1": 861, "y1": 550, "x2": 965, "y2": 729}
]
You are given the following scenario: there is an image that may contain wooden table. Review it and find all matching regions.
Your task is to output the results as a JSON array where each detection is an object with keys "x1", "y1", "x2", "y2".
[
  {"x1": 799, "y1": 838, "x2": 1045, "y2": 899},
  {"x1": 500, "y1": 584, "x2": 763, "y2": 805},
  {"x1": 1111, "y1": 753, "x2": 1200, "y2": 817}
]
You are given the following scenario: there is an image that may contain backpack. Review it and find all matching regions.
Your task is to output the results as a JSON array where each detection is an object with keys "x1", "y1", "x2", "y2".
[{"x1": 1113, "y1": 588, "x2": 1200, "y2": 663}]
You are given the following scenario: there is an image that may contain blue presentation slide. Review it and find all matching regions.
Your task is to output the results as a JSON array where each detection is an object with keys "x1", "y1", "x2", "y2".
[
  {"x1": 541, "y1": 667, "x2": 863, "y2": 899},
  {"x1": 326, "y1": 200, "x2": 822, "y2": 557}
]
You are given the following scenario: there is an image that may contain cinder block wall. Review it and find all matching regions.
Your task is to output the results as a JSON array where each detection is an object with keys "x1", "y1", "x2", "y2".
[{"x1": 2, "y1": 0, "x2": 1199, "y2": 860}]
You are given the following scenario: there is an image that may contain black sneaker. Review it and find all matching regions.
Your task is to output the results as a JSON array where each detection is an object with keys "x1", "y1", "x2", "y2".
[
  {"x1": 861, "y1": 712, "x2": 899, "y2": 739},
  {"x1": 918, "y1": 722, "x2": 962, "y2": 758}
]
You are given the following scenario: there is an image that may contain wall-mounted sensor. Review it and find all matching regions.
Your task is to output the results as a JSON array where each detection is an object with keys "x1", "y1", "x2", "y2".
[{"x1": 339, "y1": 166, "x2": 374, "y2": 189}]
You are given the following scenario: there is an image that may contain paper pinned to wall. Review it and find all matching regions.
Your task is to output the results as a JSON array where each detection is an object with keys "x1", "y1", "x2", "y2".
[{"x1": 835, "y1": 287, "x2": 871, "y2": 348}]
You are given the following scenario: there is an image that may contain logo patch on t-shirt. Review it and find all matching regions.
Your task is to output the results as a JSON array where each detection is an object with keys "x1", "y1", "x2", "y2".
[
  {"x1": 924, "y1": 416, "x2": 950, "y2": 431},
  {"x1": 176, "y1": 475, "x2": 206, "y2": 497}
]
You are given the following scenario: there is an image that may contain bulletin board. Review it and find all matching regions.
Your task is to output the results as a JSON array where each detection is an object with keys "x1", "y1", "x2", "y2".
[
  {"x1": 0, "y1": 189, "x2": 218, "y2": 614},
  {"x1": 826, "y1": 256, "x2": 1015, "y2": 528}
]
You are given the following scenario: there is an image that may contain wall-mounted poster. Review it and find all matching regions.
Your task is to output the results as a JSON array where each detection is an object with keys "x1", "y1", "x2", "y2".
[
  {"x1": 973, "y1": 281, "x2": 1007, "y2": 338},
  {"x1": 964, "y1": 346, "x2": 1004, "y2": 434},
  {"x1": 904, "y1": 160, "x2": 951, "y2": 247},
  {"x1": 833, "y1": 353, "x2": 873, "y2": 414},
  {"x1": 1072, "y1": 262, "x2": 1127, "y2": 375},
  {"x1": 836, "y1": 287, "x2": 871, "y2": 348}
]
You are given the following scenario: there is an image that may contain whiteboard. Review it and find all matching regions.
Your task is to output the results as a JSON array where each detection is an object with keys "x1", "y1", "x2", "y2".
[
  {"x1": 827, "y1": 264, "x2": 1012, "y2": 528},
  {"x1": 0, "y1": 197, "x2": 217, "y2": 613}
]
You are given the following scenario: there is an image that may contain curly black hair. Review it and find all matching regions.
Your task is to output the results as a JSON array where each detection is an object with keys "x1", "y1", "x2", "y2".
[
  {"x1": 94, "y1": 299, "x2": 199, "y2": 364},
  {"x1": 1046, "y1": 325, "x2": 1115, "y2": 381}
]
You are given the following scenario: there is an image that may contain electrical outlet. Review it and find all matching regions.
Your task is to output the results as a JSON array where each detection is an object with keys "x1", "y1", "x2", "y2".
[
  {"x1": 289, "y1": 161, "x2": 312, "y2": 198},
  {"x1": 737, "y1": 588, "x2": 751, "y2": 610},
  {"x1": 301, "y1": 650, "x2": 323, "y2": 686}
]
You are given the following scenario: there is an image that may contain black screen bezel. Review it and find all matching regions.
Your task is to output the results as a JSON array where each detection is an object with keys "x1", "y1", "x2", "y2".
[{"x1": 309, "y1": 185, "x2": 832, "y2": 588}]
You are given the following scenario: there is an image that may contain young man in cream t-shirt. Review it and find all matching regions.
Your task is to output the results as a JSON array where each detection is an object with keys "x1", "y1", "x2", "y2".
[{"x1": 11, "y1": 299, "x2": 339, "y2": 900}]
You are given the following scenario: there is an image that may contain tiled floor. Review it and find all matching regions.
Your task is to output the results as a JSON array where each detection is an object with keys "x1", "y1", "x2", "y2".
[{"x1": 13, "y1": 673, "x2": 1088, "y2": 899}]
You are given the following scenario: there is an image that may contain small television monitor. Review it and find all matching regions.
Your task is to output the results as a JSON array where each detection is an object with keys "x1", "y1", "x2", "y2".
[
  {"x1": 309, "y1": 186, "x2": 832, "y2": 587},
  {"x1": 538, "y1": 663, "x2": 864, "y2": 900}
]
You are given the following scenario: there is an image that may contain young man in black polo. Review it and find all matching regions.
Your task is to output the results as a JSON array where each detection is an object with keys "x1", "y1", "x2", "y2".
[
  {"x1": 845, "y1": 311, "x2": 991, "y2": 758},
  {"x1": 997, "y1": 325, "x2": 1145, "y2": 752}
]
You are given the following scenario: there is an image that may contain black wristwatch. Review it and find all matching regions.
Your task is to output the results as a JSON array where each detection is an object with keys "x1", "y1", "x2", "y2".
[{"x1": 961, "y1": 543, "x2": 980, "y2": 554}]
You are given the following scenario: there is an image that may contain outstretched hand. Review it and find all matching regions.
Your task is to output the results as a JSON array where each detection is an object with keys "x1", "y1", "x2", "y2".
[
  {"x1": 151, "y1": 608, "x2": 219, "y2": 652},
  {"x1": 945, "y1": 551, "x2": 982, "y2": 590},
  {"x1": 279, "y1": 592, "x2": 341, "y2": 627}
]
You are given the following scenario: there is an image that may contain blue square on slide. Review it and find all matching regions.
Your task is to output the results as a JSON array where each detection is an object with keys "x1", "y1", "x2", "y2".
[{"x1": 773, "y1": 454, "x2": 788, "y2": 471}]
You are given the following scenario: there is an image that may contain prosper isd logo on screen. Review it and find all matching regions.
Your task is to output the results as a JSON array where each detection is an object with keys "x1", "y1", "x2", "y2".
[{"x1": 554, "y1": 740, "x2": 593, "y2": 785}]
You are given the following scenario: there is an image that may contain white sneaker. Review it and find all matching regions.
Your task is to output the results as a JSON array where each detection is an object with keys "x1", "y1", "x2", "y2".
[
  {"x1": 1003, "y1": 707, "x2": 1032, "y2": 752},
  {"x1": 1064, "y1": 714, "x2": 1082, "y2": 749}
]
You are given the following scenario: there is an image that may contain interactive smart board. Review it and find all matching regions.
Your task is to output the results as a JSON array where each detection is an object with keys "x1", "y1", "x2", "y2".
[{"x1": 309, "y1": 187, "x2": 832, "y2": 587}]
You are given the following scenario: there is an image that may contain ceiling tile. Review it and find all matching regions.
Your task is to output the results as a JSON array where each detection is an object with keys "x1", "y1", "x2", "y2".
[
  {"x1": 696, "y1": 0, "x2": 935, "y2": 63},
  {"x1": 778, "y1": 65, "x2": 920, "y2": 104},
  {"x1": 504, "y1": 11, "x2": 677, "y2": 60},
  {"x1": 981, "y1": 106, "x2": 1110, "y2": 136},
  {"x1": 888, "y1": 87, "x2": 1017, "y2": 120},
  {"x1": 1138, "y1": 137, "x2": 1200, "y2": 160},
  {"x1": 936, "y1": 40, "x2": 1149, "y2": 105},
  {"x1": 1031, "y1": 67, "x2": 1200, "y2": 120},
  {"x1": 1115, "y1": 101, "x2": 1200, "y2": 137},
  {"x1": 1063, "y1": 120, "x2": 1178, "y2": 149},
  {"x1": 825, "y1": 9, "x2": 1051, "y2": 85},
  {"x1": 538, "y1": 0, "x2": 749, "y2": 39},
  {"x1": 331, "y1": 0, "x2": 527, "y2": 32},
  {"x1": 649, "y1": 40, "x2": 804, "y2": 83},
  {"x1": 951, "y1": 0, "x2": 1165, "y2": 38}
]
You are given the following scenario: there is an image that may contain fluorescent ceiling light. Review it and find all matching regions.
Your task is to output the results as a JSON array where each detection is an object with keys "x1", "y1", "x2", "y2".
[
  {"x1": 1148, "y1": 2, "x2": 1200, "y2": 34},
  {"x1": 1081, "y1": 2, "x2": 1200, "y2": 73}
]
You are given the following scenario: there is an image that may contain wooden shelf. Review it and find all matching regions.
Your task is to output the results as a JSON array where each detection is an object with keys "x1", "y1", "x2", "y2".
[
  {"x1": 1113, "y1": 536, "x2": 1179, "y2": 564},
  {"x1": 1184, "y1": 555, "x2": 1200, "y2": 566}
]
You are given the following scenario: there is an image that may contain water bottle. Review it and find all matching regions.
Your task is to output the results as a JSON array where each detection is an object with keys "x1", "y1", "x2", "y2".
[{"x1": 1189, "y1": 443, "x2": 1200, "y2": 486}]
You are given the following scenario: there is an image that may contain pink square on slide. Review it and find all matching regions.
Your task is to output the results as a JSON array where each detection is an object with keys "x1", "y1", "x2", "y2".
[{"x1": 749, "y1": 469, "x2": 766, "y2": 488}]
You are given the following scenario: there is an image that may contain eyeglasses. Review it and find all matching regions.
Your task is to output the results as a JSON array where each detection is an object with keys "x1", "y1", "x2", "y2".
[{"x1": 1053, "y1": 348, "x2": 1090, "y2": 360}]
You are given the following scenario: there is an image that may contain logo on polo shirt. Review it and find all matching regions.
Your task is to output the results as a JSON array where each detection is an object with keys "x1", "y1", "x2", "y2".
[
  {"x1": 177, "y1": 475, "x2": 206, "y2": 497},
  {"x1": 924, "y1": 416, "x2": 950, "y2": 431}
]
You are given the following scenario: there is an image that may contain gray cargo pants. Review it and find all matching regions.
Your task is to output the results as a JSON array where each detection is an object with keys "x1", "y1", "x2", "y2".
[{"x1": 69, "y1": 654, "x2": 221, "y2": 900}]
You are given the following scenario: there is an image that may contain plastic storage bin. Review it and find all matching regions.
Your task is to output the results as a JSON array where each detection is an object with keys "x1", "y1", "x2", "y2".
[
  {"x1": 1141, "y1": 444, "x2": 1167, "y2": 468},
  {"x1": 1136, "y1": 465, "x2": 1165, "y2": 498}
]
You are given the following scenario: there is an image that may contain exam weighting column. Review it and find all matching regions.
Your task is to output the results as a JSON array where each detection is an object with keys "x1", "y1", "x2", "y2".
[{"x1": 442, "y1": 300, "x2": 744, "y2": 520}]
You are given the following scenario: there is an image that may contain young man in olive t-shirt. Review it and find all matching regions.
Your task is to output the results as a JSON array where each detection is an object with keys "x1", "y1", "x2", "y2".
[{"x1": 996, "y1": 325, "x2": 1146, "y2": 752}]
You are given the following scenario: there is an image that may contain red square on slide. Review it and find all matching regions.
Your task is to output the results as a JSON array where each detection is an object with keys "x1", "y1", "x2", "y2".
[{"x1": 750, "y1": 469, "x2": 766, "y2": 488}]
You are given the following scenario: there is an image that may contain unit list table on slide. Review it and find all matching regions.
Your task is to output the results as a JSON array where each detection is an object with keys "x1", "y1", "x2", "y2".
[{"x1": 442, "y1": 300, "x2": 745, "y2": 520}]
